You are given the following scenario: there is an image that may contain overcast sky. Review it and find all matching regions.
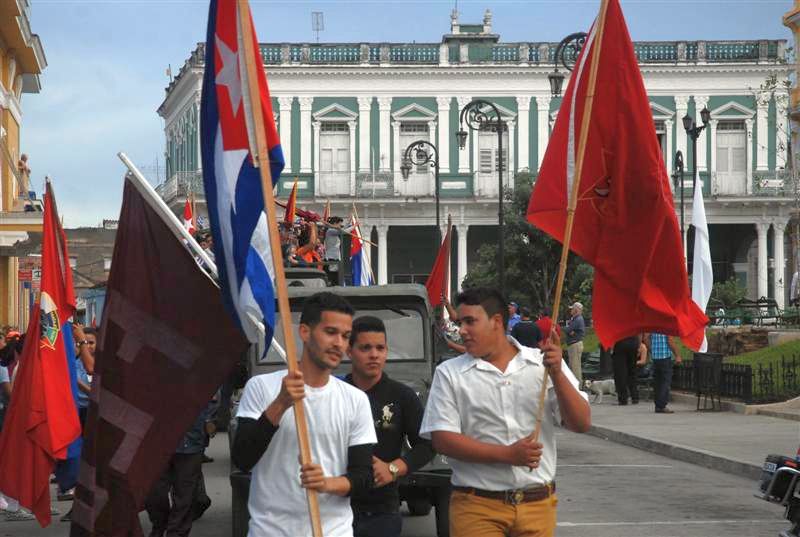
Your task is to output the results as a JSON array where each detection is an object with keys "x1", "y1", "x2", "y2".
[{"x1": 22, "y1": 0, "x2": 794, "y2": 227}]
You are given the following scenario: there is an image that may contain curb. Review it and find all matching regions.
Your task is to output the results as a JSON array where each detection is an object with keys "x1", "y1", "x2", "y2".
[
  {"x1": 588, "y1": 424, "x2": 763, "y2": 481},
  {"x1": 754, "y1": 409, "x2": 800, "y2": 422}
]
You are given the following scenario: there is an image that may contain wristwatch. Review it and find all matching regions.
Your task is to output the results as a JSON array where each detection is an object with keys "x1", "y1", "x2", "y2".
[{"x1": 388, "y1": 462, "x2": 400, "y2": 481}]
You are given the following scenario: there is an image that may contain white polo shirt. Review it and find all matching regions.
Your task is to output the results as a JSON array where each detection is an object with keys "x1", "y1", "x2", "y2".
[
  {"x1": 237, "y1": 370, "x2": 376, "y2": 537},
  {"x1": 420, "y1": 338, "x2": 586, "y2": 491}
]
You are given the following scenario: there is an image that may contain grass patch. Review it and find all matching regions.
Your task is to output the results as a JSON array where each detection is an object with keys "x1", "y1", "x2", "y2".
[{"x1": 723, "y1": 338, "x2": 800, "y2": 368}]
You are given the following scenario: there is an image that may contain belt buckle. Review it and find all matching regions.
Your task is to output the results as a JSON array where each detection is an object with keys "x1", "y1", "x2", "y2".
[{"x1": 507, "y1": 489, "x2": 524, "y2": 505}]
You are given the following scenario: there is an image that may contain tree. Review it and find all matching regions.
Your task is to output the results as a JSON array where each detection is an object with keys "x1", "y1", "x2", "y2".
[{"x1": 463, "y1": 172, "x2": 593, "y2": 319}]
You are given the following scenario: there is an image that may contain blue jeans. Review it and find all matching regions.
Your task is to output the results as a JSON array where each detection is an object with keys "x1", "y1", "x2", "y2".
[
  {"x1": 653, "y1": 358, "x2": 673, "y2": 410},
  {"x1": 353, "y1": 511, "x2": 402, "y2": 537}
]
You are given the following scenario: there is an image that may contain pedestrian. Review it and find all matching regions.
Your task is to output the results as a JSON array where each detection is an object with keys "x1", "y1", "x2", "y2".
[
  {"x1": 611, "y1": 335, "x2": 641, "y2": 406},
  {"x1": 323, "y1": 216, "x2": 350, "y2": 285},
  {"x1": 565, "y1": 302, "x2": 586, "y2": 383},
  {"x1": 643, "y1": 333, "x2": 682, "y2": 414},
  {"x1": 510, "y1": 306, "x2": 542, "y2": 348},
  {"x1": 344, "y1": 316, "x2": 435, "y2": 537},
  {"x1": 144, "y1": 401, "x2": 216, "y2": 537},
  {"x1": 232, "y1": 292, "x2": 376, "y2": 537},
  {"x1": 506, "y1": 302, "x2": 521, "y2": 333},
  {"x1": 421, "y1": 287, "x2": 591, "y2": 537}
]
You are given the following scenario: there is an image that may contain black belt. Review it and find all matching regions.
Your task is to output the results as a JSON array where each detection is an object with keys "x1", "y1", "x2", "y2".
[{"x1": 452, "y1": 482, "x2": 555, "y2": 505}]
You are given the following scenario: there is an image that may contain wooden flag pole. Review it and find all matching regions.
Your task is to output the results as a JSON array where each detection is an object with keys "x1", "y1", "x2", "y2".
[
  {"x1": 530, "y1": 0, "x2": 610, "y2": 444},
  {"x1": 236, "y1": 2, "x2": 323, "y2": 535}
]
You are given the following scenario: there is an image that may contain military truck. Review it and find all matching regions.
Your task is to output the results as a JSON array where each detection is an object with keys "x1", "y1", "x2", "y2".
[{"x1": 229, "y1": 280, "x2": 452, "y2": 537}]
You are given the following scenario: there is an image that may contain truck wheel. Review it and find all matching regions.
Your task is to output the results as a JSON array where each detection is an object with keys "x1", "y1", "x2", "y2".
[
  {"x1": 406, "y1": 497, "x2": 432, "y2": 517},
  {"x1": 432, "y1": 486, "x2": 451, "y2": 537}
]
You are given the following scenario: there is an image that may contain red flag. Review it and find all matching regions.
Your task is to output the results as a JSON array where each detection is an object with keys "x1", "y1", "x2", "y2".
[
  {"x1": 426, "y1": 224, "x2": 452, "y2": 308},
  {"x1": 284, "y1": 180, "x2": 298, "y2": 224},
  {"x1": 0, "y1": 182, "x2": 81, "y2": 526},
  {"x1": 526, "y1": 0, "x2": 707, "y2": 350},
  {"x1": 69, "y1": 180, "x2": 249, "y2": 537},
  {"x1": 182, "y1": 198, "x2": 195, "y2": 235}
]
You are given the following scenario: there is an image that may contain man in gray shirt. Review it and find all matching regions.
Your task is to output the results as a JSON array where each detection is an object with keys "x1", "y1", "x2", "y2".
[
  {"x1": 323, "y1": 217, "x2": 351, "y2": 285},
  {"x1": 565, "y1": 302, "x2": 586, "y2": 383}
]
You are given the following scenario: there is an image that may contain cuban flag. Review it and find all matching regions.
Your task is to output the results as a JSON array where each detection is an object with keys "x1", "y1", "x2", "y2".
[
  {"x1": 200, "y1": 0, "x2": 284, "y2": 345},
  {"x1": 349, "y1": 217, "x2": 373, "y2": 286}
]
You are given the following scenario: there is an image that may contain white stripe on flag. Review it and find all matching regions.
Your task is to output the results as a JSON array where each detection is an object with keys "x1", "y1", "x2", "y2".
[{"x1": 692, "y1": 173, "x2": 713, "y2": 352}]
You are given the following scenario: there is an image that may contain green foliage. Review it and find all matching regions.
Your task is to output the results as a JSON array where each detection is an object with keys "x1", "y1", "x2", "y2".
[
  {"x1": 710, "y1": 278, "x2": 748, "y2": 309},
  {"x1": 462, "y1": 173, "x2": 594, "y2": 318}
]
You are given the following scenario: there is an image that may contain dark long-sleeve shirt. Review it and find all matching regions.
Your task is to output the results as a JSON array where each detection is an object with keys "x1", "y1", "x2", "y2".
[
  {"x1": 566, "y1": 314, "x2": 586, "y2": 345},
  {"x1": 344, "y1": 372, "x2": 435, "y2": 514}
]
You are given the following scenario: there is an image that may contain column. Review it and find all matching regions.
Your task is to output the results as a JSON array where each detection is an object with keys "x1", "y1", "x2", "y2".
[
  {"x1": 757, "y1": 222, "x2": 769, "y2": 300},
  {"x1": 457, "y1": 224, "x2": 469, "y2": 291},
  {"x1": 357, "y1": 97, "x2": 372, "y2": 173},
  {"x1": 516, "y1": 95, "x2": 531, "y2": 171},
  {"x1": 312, "y1": 121, "x2": 321, "y2": 196},
  {"x1": 776, "y1": 91, "x2": 789, "y2": 169},
  {"x1": 299, "y1": 97, "x2": 313, "y2": 173},
  {"x1": 535, "y1": 95, "x2": 552, "y2": 170},
  {"x1": 774, "y1": 221, "x2": 787, "y2": 309},
  {"x1": 377, "y1": 225, "x2": 388, "y2": 285},
  {"x1": 436, "y1": 97, "x2": 451, "y2": 173},
  {"x1": 278, "y1": 97, "x2": 293, "y2": 172},
  {"x1": 745, "y1": 118, "x2": 754, "y2": 194},
  {"x1": 694, "y1": 96, "x2": 709, "y2": 172},
  {"x1": 756, "y1": 91, "x2": 770, "y2": 171},
  {"x1": 457, "y1": 96, "x2": 471, "y2": 173},
  {"x1": 348, "y1": 120, "x2": 357, "y2": 196},
  {"x1": 709, "y1": 119, "x2": 718, "y2": 193},
  {"x1": 428, "y1": 120, "x2": 437, "y2": 196},
  {"x1": 674, "y1": 95, "x2": 689, "y2": 165},
  {"x1": 392, "y1": 121, "x2": 401, "y2": 180},
  {"x1": 665, "y1": 119, "x2": 674, "y2": 175},
  {"x1": 507, "y1": 120, "x2": 516, "y2": 188},
  {"x1": 378, "y1": 97, "x2": 392, "y2": 171}
]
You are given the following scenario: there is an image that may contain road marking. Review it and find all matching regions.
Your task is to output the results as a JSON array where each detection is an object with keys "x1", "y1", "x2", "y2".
[
  {"x1": 558, "y1": 520, "x2": 777, "y2": 527},
  {"x1": 560, "y1": 464, "x2": 673, "y2": 468}
]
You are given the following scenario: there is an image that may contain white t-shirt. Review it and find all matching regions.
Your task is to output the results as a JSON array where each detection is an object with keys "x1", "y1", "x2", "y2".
[{"x1": 236, "y1": 370, "x2": 376, "y2": 537}]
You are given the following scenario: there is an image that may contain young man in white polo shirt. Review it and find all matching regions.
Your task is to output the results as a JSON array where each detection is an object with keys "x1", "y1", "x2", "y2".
[
  {"x1": 232, "y1": 292, "x2": 377, "y2": 537},
  {"x1": 421, "y1": 287, "x2": 591, "y2": 537}
]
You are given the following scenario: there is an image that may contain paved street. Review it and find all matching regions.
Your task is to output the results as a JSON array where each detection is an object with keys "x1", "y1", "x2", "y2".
[{"x1": 4, "y1": 428, "x2": 789, "y2": 537}]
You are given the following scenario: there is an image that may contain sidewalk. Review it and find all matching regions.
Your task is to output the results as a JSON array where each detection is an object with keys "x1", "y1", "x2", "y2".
[{"x1": 587, "y1": 397, "x2": 800, "y2": 480}]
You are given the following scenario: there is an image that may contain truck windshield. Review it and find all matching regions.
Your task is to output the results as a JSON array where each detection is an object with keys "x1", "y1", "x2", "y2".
[{"x1": 258, "y1": 307, "x2": 425, "y2": 365}]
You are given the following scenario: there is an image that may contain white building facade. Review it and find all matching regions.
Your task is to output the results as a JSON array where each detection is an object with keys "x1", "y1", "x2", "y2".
[{"x1": 157, "y1": 11, "x2": 793, "y2": 306}]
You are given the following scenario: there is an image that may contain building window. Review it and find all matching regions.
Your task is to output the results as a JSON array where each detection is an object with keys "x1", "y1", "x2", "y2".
[
  {"x1": 716, "y1": 120, "x2": 747, "y2": 195},
  {"x1": 654, "y1": 120, "x2": 667, "y2": 164},
  {"x1": 319, "y1": 122, "x2": 350, "y2": 196},
  {"x1": 400, "y1": 123, "x2": 430, "y2": 174}
]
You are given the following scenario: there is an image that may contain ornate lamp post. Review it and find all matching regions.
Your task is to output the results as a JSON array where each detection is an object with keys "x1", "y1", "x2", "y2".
[
  {"x1": 455, "y1": 100, "x2": 506, "y2": 295},
  {"x1": 548, "y1": 32, "x2": 588, "y2": 98},
  {"x1": 682, "y1": 106, "x2": 711, "y2": 195},
  {"x1": 672, "y1": 150, "x2": 686, "y2": 245},
  {"x1": 400, "y1": 140, "x2": 441, "y2": 241}
]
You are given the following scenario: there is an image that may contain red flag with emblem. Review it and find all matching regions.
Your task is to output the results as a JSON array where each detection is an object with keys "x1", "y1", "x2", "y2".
[
  {"x1": 182, "y1": 198, "x2": 195, "y2": 235},
  {"x1": 526, "y1": 0, "x2": 707, "y2": 350},
  {"x1": 0, "y1": 181, "x2": 80, "y2": 526}
]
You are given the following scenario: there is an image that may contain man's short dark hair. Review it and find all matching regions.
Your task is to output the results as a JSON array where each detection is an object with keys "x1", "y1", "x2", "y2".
[
  {"x1": 328, "y1": 216, "x2": 343, "y2": 225},
  {"x1": 520, "y1": 306, "x2": 531, "y2": 318},
  {"x1": 300, "y1": 292, "x2": 354, "y2": 327},
  {"x1": 540, "y1": 307, "x2": 551, "y2": 317},
  {"x1": 349, "y1": 315, "x2": 386, "y2": 346},
  {"x1": 84, "y1": 327, "x2": 97, "y2": 336},
  {"x1": 456, "y1": 287, "x2": 509, "y2": 327}
]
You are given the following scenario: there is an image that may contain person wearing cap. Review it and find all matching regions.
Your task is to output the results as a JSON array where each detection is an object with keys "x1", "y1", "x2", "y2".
[
  {"x1": 565, "y1": 302, "x2": 586, "y2": 383},
  {"x1": 506, "y1": 302, "x2": 521, "y2": 333}
]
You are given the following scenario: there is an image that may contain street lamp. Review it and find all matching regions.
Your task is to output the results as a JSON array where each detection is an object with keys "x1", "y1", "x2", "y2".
[
  {"x1": 456, "y1": 99, "x2": 506, "y2": 295},
  {"x1": 673, "y1": 150, "x2": 686, "y2": 244},
  {"x1": 683, "y1": 105, "x2": 711, "y2": 193},
  {"x1": 548, "y1": 32, "x2": 588, "y2": 98},
  {"x1": 400, "y1": 139, "x2": 441, "y2": 240}
]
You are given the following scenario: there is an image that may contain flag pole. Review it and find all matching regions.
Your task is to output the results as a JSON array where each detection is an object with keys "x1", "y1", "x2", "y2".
[
  {"x1": 236, "y1": 3, "x2": 323, "y2": 534},
  {"x1": 530, "y1": 0, "x2": 610, "y2": 444}
]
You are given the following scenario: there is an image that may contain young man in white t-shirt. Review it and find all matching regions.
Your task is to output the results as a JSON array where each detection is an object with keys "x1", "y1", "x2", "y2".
[{"x1": 233, "y1": 292, "x2": 377, "y2": 537}]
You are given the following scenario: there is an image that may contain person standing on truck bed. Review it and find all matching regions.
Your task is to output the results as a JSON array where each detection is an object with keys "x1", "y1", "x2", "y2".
[
  {"x1": 232, "y1": 292, "x2": 377, "y2": 537},
  {"x1": 344, "y1": 316, "x2": 435, "y2": 537},
  {"x1": 420, "y1": 287, "x2": 591, "y2": 537}
]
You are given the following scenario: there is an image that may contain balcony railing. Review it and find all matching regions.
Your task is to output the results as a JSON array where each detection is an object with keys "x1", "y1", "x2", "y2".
[
  {"x1": 155, "y1": 171, "x2": 205, "y2": 203},
  {"x1": 356, "y1": 172, "x2": 395, "y2": 197},
  {"x1": 752, "y1": 169, "x2": 796, "y2": 197}
]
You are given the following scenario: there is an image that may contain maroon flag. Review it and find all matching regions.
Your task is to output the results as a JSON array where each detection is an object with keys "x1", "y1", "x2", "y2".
[
  {"x1": 70, "y1": 180, "x2": 249, "y2": 537},
  {"x1": 425, "y1": 224, "x2": 452, "y2": 308}
]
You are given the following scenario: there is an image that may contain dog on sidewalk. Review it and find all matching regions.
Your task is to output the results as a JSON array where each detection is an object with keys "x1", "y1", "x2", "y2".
[{"x1": 583, "y1": 379, "x2": 617, "y2": 404}]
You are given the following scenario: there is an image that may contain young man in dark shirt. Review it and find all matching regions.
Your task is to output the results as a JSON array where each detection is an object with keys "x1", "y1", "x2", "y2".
[
  {"x1": 510, "y1": 306, "x2": 542, "y2": 348},
  {"x1": 345, "y1": 316, "x2": 435, "y2": 537}
]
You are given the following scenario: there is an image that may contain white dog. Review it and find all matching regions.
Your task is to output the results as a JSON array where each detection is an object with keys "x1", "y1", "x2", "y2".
[{"x1": 584, "y1": 379, "x2": 617, "y2": 404}]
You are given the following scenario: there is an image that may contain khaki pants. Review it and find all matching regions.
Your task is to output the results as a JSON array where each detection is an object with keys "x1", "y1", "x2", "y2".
[
  {"x1": 450, "y1": 490, "x2": 558, "y2": 537},
  {"x1": 567, "y1": 341, "x2": 584, "y2": 383}
]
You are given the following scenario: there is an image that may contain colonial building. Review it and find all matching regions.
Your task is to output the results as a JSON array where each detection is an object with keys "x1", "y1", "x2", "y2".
[
  {"x1": 0, "y1": 0, "x2": 45, "y2": 326},
  {"x1": 158, "y1": 10, "x2": 792, "y2": 306}
]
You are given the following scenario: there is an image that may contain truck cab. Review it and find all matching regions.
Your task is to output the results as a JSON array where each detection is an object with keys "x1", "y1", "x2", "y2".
[{"x1": 229, "y1": 283, "x2": 452, "y2": 537}]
